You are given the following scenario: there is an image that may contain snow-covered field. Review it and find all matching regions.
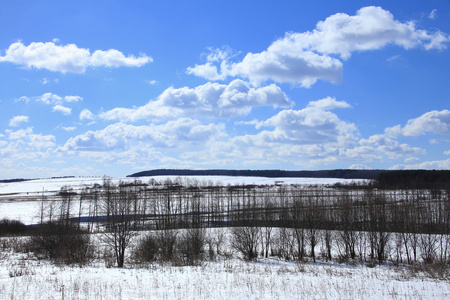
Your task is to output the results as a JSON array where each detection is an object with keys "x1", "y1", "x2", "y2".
[
  {"x1": 0, "y1": 175, "x2": 362, "y2": 196},
  {"x1": 1, "y1": 176, "x2": 449, "y2": 299},
  {"x1": 1, "y1": 245, "x2": 449, "y2": 300},
  {"x1": 0, "y1": 176, "x2": 364, "y2": 225}
]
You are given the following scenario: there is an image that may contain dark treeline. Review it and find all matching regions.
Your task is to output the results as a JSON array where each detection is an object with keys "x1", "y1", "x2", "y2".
[
  {"x1": 0, "y1": 178, "x2": 31, "y2": 184},
  {"x1": 375, "y1": 170, "x2": 450, "y2": 189},
  {"x1": 128, "y1": 169, "x2": 385, "y2": 179}
]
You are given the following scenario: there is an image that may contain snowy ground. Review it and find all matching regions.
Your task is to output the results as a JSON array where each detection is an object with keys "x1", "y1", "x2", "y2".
[
  {"x1": 1, "y1": 246, "x2": 449, "y2": 300},
  {"x1": 0, "y1": 176, "x2": 363, "y2": 196},
  {"x1": 1, "y1": 176, "x2": 449, "y2": 299},
  {"x1": 0, "y1": 176, "x2": 364, "y2": 225}
]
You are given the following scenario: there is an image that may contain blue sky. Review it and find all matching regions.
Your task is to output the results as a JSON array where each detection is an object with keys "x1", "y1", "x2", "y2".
[{"x1": 0, "y1": 0, "x2": 449, "y2": 179}]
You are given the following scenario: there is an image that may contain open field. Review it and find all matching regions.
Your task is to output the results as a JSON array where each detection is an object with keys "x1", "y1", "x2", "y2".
[
  {"x1": 0, "y1": 176, "x2": 449, "y2": 299},
  {"x1": 1, "y1": 233, "x2": 450, "y2": 300},
  {"x1": 0, "y1": 176, "x2": 364, "y2": 225}
]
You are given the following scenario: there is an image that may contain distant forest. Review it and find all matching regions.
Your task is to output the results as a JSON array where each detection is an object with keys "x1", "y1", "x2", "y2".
[
  {"x1": 128, "y1": 169, "x2": 450, "y2": 189},
  {"x1": 128, "y1": 169, "x2": 384, "y2": 179},
  {"x1": 2, "y1": 169, "x2": 449, "y2": 189},
  {"x1": 376, "y1": 170, "x2": 450, "y2": 189}
]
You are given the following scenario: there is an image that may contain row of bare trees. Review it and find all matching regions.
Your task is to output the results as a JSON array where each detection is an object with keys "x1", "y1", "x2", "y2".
[{"x1": 33, "y1": 177, "x2": 449, "y2": 267}]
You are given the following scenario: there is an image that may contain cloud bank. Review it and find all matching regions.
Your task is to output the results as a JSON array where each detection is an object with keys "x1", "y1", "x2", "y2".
[
  {"x1": 100, "y1": 79, "x2": 293, "y2": 121},
  {"x1": 0, "y1": 41, "x2": 152, "y2": 73}
]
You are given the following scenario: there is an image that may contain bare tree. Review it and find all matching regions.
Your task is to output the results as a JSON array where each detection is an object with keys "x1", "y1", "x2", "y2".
[
  {"x1": 100, "y1": 180, "x2": 136, "y2": 268},
  {"x1": 231, "y1": 226, "x2": 261, "y2": 261}
]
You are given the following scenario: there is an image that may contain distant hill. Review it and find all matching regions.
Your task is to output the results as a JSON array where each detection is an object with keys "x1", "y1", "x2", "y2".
[{"x1": 127, "y1": 169, "x2": 386, "y2": 180}]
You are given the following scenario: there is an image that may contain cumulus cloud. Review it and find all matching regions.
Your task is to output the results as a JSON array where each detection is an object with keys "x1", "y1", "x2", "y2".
[
  {"x1": 100, "y1": 79, "x2": 293, "y2": 121},
  {"x1": 258, "y1": 105, "x2": 358, "y2": 145},
  {"x1": 9, "y1": 115, "x2": 30, "y2": 127},
  {"x1": 212, "y1": 97, "x2": 359, "y2": 167},
  {"x1": 188, "y1": 6, "x2": 448, "y2": 87},
  {"x1": 307, "y1": 97, "x2": 351, "y2": 110},
  {"x1": 358, "y1": 134, "x2": 425, "y2": 159},
  {"x1": 59, "y1": 119, "x2": 227, "y2": 152},
  {"x1": 186, "y1": 47, "x2": 236, "y2": 81},
  {"x1": 386, "y1": 110, "x2": 450, "y2": 137},
  {"x1": 391, "y1": 159, "x2": 450, "y2": 170},
  {"x1": 0, "y1": 41, "x2": 152, "y2": 73},
  {"x1": 17, "y1": 93, "x2": 83, "y2": 105},
  {"x1": 5, "y1": 127, "x2": 55, "y2": 150},
  {"x1": 79, "y1": 109, "x2": 95, "y2": 121},
  {"x1": 231, "y1": 50, "x2": 343, "y2": 87},
  {"x1": 52, "y1": 105, "x2": 72, "y2": 115},
  {"x1": 55, "y1": 96, "x2": 438, "y2": 170},
  {"x1": 206, "y1": 97, "x2": 428, "y2": 168},
  {"x1": 296, "y1": 6, "x2": 447, "y2": 58}
]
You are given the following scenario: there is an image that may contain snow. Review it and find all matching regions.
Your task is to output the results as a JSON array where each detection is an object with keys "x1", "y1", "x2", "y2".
[
  {"x1": 1, "y1": 251, "x2": 449, "y2": 299},
  {"x1": 0, "y1": 176, "x2": 363, "y2": 196},
  {"x1": 1, "y1": 176, "x2": 448, "y2": 299},
  {"x1": 0, "y1": 176, "x2": 363, "y2": 225}
]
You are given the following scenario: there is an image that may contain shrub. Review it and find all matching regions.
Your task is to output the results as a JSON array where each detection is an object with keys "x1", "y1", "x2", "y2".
[
  {"x1": 0, "y1": 218, "x2": 27, "y2": 236},
  {"x1": 132, "y1": 230, "x2": 179, "y2": 264},
  {"x1": 133, "y1": 234, "x2": 159, "y2": 263},
  {"x1": 157, "y1": 229, "x2": 179, "y2": 263},
  {"x1": 29, "y1": 221, "x2": 92, "y2": 266},
  {"x1": 178, "y1": 228, "x2": 206, "y2": 266}
]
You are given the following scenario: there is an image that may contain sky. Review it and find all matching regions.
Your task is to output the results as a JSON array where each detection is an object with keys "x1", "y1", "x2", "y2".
[{"x1": 0, "y1": 0, "x2": 449, "y2": 179}]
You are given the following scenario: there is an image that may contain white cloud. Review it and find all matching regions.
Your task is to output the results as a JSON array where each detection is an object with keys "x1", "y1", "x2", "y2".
[
  {"x1": 5, "y1": 127, "x2": 55, "y2": 150},
  {"x1": 358, "y1": 134, "x2": 425, "y2": 159},
  {"x1": 194, "y1": 98, "x2": 360, "y2": 168},
  {"x1": 40, "y1": 77, "x2": 59, "y2": 85},
  {"x1": 9, "y1": 115, "x2": 30, "y2": 127},
  {"x1": 16, "y1": 93, "x2": 83, "y2": 105},
  {"x1": 297, "y1": 6, "x2": 448, "y2": 58},
  {"x1": 53, "y1": 96, "x2": 442, "y2": 171},
  {"x1": 52, "y1": 105, "x2": 72, "y2": 115},
  {"x1": 0, "y1": 41, "x2": 152, "y2": 73},
  {"x1": 307, "y1": 97, "x2": 351, "y2": 110},
  {"x1": 259, "y1": 106, "x2": 358, "y2": 145},
  {"x1": 59, "y1": 119, "x2": 226, "y2": 152},
  {"x1": 386, "y1": 110, "x2": 450, "y2": 137},
  {"x1": 205, "y1": 98, "x2": 429, "y2": 168},
  {"x1": 348, "y1": 164, "x2": 372, "y2": 170},
  {"x1": 391, "y1": 159, "x2": 450, "y2": 170},
  {"x1": 64, "y1": 95, "x2": 83, "y2": 103},
  {"x1": 429, "y1": 9, "x2": 438, "y2": 20},
  {"x1": 188, "y1": 6, "x2": 448, "y2": 87},
  {"x1": 387, "y1": 55, "x2": 401, "y2": 62},
  {"x1": 40, "y1": 93, "x2": 62, "y2": 104},
  {"x1": 187, "y1": 62, "x2": 226, "y2": 81},
  {"x1": 231, "y1": 49, "x2": 343, "y2": 87},
  {"x1": 100, "y1": 79, "x2": 293, "y2": 121},
  {"x1": 186, "y1": 47, "x2": 235, "y2": 81},
  {"x1": 61, "y1": 126, "x2": 76, "y2": 131},
  {"x1": 80, "y1": 109, "x2": 95, "y2": 121},
  {"x1": 90, "y1": 49, "x2": 151, "y2": 68}
]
